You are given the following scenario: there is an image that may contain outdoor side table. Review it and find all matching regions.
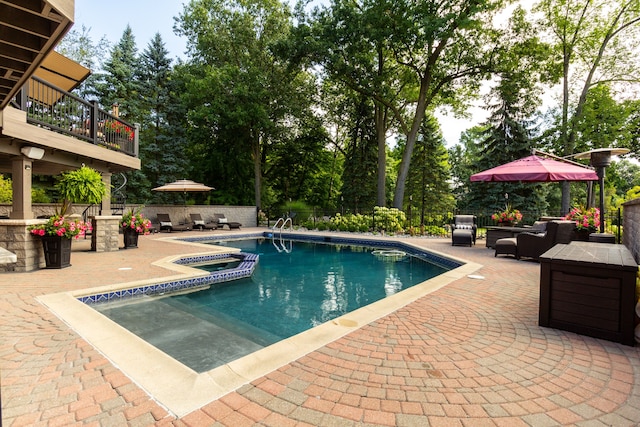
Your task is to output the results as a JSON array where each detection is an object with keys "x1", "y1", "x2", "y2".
[{"x1": 539, "y1": 241, "x2": 637, "y2": 346}]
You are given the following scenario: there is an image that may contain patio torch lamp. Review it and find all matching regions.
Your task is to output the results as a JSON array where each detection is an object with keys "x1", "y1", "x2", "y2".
[{"x1": 574, "y1": 148, "x2": 630, "y2": 234}]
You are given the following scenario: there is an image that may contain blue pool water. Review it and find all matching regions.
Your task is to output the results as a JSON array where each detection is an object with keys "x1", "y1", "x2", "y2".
[{"x1": 96, "y1": 237, "x2": 448, "y2": 372}]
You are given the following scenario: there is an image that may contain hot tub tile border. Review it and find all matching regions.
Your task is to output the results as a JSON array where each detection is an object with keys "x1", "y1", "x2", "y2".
[{"x1": 78, "y1": 252, "x2": 258, "y2": 305}]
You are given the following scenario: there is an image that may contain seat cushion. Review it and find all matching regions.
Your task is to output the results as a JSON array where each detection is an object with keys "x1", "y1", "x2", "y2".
[{"x1": 452, "y1": 229, "x2": 473, "y2": 246}]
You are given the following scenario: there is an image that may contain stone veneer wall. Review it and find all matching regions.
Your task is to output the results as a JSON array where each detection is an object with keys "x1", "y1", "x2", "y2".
[
  {"x1": 136, "y1": 205, "x2": 257, "y2": 228},
  {"x1": 0, "y1": 220, "x2": 44, "y2": 272},
  {"x1": 623, "y1": 198, "x2": 640, "y2": 263},
  {"x1": 91, "y1": 216, "x2": 121, "y2": 252},
  {"x1": 0, "y1": 204, "x2": 258, "y2": 227}
]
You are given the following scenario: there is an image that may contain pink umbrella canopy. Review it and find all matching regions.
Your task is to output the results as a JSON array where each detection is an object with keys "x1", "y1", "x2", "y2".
[{"x1": 470, "y1": 155, "x2": 598, "y2": 182}]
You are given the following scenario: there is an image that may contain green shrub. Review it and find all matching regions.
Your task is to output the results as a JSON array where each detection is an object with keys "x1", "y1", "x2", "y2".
[
  {"x1": 0, "y1": 175, "x2": 11, "y2": 203},
  {"x1": 372, "y1": 206, "x2": 405, "y2": 233},
  {"x1": 330, "y1": 213, "x2": 372, "y2": 232},
  {"x1": 423, "y1": 225, "x2": 448, "y2": 236}
]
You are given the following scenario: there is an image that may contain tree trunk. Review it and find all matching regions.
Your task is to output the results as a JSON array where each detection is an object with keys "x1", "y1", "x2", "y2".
[
  {"x1": 393, "y1": 95, "x2": 429, "y2": 208},
  {"x1": 253, "y1": 134, "x2": 262, "y2": 209},
  {"x1": 375, "y1": 102, "x2": 386, "y2": 207}
]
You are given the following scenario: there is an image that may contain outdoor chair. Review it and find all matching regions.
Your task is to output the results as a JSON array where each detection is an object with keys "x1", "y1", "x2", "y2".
[
  {"x1": 495, "y1": 220, "x2": 576, "y2": 261},
  {"x1": 157, "y1": 213, "x2": 190, "y2": 232},
  {"x1": 213, "y1": 213, "x2": 242, "y2": 230},
  {"x1": 189, "y1": 213, "x2": 217, "y2": 231},
  {"x1": 451, "y1": 215, "x2": 477, "y2": 247}
]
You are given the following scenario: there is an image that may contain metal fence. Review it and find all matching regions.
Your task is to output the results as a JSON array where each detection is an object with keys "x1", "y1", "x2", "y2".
[{"x1": 264, "y1": 207, "x2": 623, "y2": 241}]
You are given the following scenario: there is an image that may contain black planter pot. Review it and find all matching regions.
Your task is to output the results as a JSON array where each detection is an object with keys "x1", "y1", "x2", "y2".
[
  {"x1": 41, "y1": 235, "x2": 72, "y2": 269},
  {"x1": 123, "y1": 227, "x2": 139, "y2": 249},
  {"x1": 572, "y1": 228, "x2": 591, "y2": 241}
]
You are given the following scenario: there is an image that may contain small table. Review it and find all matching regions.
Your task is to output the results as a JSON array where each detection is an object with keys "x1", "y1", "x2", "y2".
[
  {"x1": 539, "y1": 241, "x2": 637, "y2": 346},
  {"x1": 485, "y1": 226, "x2": 532, "y2": 248}
]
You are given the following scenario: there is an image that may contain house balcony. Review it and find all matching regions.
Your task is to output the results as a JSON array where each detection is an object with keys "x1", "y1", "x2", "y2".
[
  {"x1": 16, "y1": 76, "x2": 139, "y2": 157},
  {"x1": 0, "y1": 75, "x2": 141, "y2": 175}
]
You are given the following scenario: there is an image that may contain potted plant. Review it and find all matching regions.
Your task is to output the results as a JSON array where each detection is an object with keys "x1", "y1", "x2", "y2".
[
  {"x1": 491, "y1": 204, "x2": 523, "y2": 226},
  {"x1": 28, "y1": 166, "x2": 106, "y2": 268},
  {"x1": 121, "y1": 206, "x2": 153, "y2": 249},
  {"x1": 564, "y1": 206, "x2": 600, "y2": 240}
]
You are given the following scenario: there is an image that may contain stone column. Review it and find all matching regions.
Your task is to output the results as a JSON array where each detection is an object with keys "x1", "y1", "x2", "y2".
[
  {"x1": 91, "y1": 216, "x2": 122, "y2": 252},
  {"x1": 0, "y1": 220, "x2": 44, "y2": 272}
]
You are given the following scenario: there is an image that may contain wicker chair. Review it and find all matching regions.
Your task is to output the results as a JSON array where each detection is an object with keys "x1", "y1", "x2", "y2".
[{"x1": 516, "y1": 220, "x2": 576, "y2": 260}]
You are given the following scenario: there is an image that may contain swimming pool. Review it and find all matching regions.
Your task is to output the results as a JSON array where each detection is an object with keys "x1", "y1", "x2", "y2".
[
  {"x1": 94, "y1": 237, "x2": 449, "y2": 372},
  {"x1": 38, "y1": 231, "x2": 480, "y2": 417}
]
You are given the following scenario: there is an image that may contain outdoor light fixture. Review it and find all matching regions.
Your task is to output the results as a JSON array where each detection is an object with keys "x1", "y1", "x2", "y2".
[
  {"x1": 574, "y1": 148, "x2": 630, "y2": 233},
  {"x1": 20, "y1": 146, "x2": 45, "y2": 160}
]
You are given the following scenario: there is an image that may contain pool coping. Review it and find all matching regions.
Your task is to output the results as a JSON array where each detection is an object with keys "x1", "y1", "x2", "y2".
[{"x1": 37, "y1": 232, "x2": 482, "y2": 418}]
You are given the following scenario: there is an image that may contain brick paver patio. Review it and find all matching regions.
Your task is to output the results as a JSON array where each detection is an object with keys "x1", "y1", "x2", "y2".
[{"x1": 1, "y1": 229, "x2": 639, "y2": 426}]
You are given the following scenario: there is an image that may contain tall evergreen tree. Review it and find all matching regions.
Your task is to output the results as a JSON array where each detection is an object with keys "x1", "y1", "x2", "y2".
[
  {"x1": 266, "y1": 116, "x2": 333, "y2": 209},
  {"x1": 467, "y1": 75, "x2": 549, "y2": 219},
  {"x1": 404, "y1": 115, "x2": 454, "y2": 225},
  {"x1": 340, "y1": 96, "x2": 378, "y2": 213},
  {"x1": 93, "y1": 26, "x2": 142, "y2": 121},
  {"x1": 131, "y1": 33, "x2": 190, "y2": 203}
]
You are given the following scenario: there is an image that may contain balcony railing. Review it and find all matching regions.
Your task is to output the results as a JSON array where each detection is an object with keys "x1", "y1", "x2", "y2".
[{"x1": 10, "y1": 76, "x2": 138, "y2": 157}]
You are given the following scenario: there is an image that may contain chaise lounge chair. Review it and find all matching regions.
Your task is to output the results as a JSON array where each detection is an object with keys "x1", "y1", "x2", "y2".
[
  {"x1": 189, "y1": 213, "x2": 218, "y2": 231},
  {"x1": 157, "y1": 213, "x2": 191, "y2": 232},
  {"x1": 213, "y1": 213, "x2": 242, "y2": 230}
]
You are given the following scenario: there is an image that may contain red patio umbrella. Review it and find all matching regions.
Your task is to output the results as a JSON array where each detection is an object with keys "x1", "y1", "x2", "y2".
[{"x1": 470, "y1": 155, "x2": 598, "y2": 182}]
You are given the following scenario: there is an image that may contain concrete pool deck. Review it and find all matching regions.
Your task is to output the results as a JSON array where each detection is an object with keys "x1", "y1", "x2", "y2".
[{"x1": 1, "y1": 228, "x2": 640, "y2": 426}]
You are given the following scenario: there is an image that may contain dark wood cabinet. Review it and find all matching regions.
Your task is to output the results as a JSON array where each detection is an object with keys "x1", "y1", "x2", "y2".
[{"x1": 539, "y1": 242, "x2": 637, "y2": 346}]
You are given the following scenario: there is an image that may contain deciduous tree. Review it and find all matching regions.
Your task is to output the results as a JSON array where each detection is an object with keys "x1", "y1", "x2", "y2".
[{"x1": 535, "y1": 0, "x2": 640, "y2": 213}]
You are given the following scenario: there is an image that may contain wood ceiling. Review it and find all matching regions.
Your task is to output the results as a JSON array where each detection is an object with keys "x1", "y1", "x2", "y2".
[{"x1": 0, "y1": 0, "x2": 73, "y2": 109}]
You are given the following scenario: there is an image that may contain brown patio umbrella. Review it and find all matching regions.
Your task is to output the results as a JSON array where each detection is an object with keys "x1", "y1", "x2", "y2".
[
  {"x1": 152, "y1": 179, "x2": 214, "y2": 221},
  {"x1": 152, "y1": 179, "x2": 214, "y2": 193}
]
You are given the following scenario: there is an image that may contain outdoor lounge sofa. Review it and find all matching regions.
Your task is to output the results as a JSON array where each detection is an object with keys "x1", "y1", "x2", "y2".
[
  {"x1": 213, "y1": 213, "x2": 242, "y2": 230},
  {"x1": 451, "y1": 215, "x2": 477, "y2": 247},
  {"x1": 189, "y1": 213, "x2": 218, "y2": 231},
  {"x1": 495, "y1": 220, "x2": 576, "y2": 260},
  {"x1": 157, "y1": 213, "x2": 191, "y2": 232}
]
